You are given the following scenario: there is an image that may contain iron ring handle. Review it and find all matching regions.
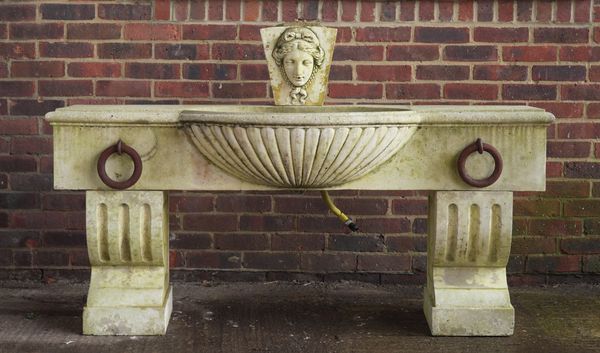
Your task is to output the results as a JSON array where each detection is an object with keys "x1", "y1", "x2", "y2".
[
  {"x1": 97, "y1": 140, "x2": 143, "y2": 190},
  {"x1": 457, "y1": 138, "x2": 503, "y2": 188}
]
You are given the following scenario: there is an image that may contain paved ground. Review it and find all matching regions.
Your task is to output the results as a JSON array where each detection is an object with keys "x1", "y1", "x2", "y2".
[{"x1": 0, "y1": 281, "x2": 599, "y2": 353}]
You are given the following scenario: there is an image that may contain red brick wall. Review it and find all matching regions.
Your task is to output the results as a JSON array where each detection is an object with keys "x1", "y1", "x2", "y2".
[{"x1": 1, "y1": 0, "x2": 599, "y2": 284}]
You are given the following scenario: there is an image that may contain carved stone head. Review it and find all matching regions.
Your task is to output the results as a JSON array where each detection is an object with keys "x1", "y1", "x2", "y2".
[{"x1": 261, "y1": 24, "x2": 337, "y2": 106}]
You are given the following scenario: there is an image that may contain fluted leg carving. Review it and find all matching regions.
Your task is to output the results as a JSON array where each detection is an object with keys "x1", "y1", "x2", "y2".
[
  {"x1": 83, "y1": 191, "x2": 172, "y2": 335},
  {"x1": 424, "y1": 191, "x2": 514, "y2": 336}
]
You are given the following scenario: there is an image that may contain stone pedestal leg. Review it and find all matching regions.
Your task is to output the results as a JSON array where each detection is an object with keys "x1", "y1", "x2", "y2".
[
  {"x1": 424, "y1": 191, "x2": 514, "y2": 336},
  {"x1": 83, "y1": 191, "x2": 172, "y2": 335}
]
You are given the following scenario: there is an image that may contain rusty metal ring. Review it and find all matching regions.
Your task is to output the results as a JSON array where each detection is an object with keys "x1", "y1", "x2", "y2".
[
  {"x1": 97, "y1": 140, "x2": 142, "y2": 190},
  {"x1": 457, "y1": 138, "x2": 503, "y2": 188}
]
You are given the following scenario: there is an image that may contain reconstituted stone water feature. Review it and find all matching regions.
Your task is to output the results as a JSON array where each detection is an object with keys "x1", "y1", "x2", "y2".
[{"x1": 46, "y1": 23, "x2": 554, "y2": 337}]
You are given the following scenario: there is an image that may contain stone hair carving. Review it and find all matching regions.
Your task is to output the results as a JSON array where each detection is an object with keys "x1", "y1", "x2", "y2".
[{"x1": 272, "y1": 27, "x2": 325, "y2": 105}]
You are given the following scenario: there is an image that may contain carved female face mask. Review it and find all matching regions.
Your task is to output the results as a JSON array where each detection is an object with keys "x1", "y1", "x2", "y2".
[{"x1": 283, "y1": 47, "x2": 314, "y2": 87}]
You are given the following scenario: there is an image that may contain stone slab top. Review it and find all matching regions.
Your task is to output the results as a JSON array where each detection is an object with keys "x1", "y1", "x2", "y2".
[{"x1": 46, "y1": 105, "x2": 555, "y2": 126}]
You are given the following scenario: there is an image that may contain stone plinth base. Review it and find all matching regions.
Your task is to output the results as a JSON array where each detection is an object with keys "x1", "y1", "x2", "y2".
[
  {"x1": 423, "y1": 293, "x2": 514, "y2": 336},
  {"x1": 83, "y1": 286, "x2": 173, "y2": 335}
]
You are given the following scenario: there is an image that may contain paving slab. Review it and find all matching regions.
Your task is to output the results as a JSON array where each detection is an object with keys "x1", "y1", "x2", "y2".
[{"x1": 0, "y1": 281, "x2": 598, "y2": 353}]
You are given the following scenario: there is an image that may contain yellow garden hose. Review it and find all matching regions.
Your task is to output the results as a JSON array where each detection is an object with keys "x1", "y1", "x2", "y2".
[{"x1": 320, "y1": 191, "x2": 359, "y2": 232}]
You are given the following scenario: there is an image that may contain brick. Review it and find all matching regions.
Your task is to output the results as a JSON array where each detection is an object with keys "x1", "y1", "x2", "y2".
[
  {"x1": 183, "y1": 63, "x2": 237, "y2": 80},
  {"x1": 11, "y1": 61, "x2": 64, "y2": 78},
  {"x1": 156, "y1": 82, "x2": 209, "y2": 98},
  {"x1": 358, "y1": 217, "x2": 411, "y2": 234},
  {"x1": 225, "y1": 0, "x2": 241, "y2": 20},
  {"x1": 503, "y1": 46, "x2": 557, "y2": 62},
  {"x1": 98, "y1": 43, "x2": 152, "y2": 59},
  {"x1": 333, "y1": 45, "x2": 384, "y2": 61},
  {"x1": 558, "y1": 124, "x2": 600, "y2": 139},
  {"x1": 212, "y1": 83, "x2": 265, "y2": 99},
  {"x1": 397, "y1": 1, "x2": 414, "y2": 21},
  {"x1": 438, "y1": 1, "x2": 454, "y2": 21},
  {"x1": 328, "y1": 83, "x2": 383, "y2": 99},
  {"x1": 244, "y1": 252, "x2": 299, "y2": 270},
  {"x1": 415, "y1": 27, "x2": 469, "y2": 43},
  {"x1": 67, "y1": 62, "x2": 120, "y2": 78},
  {"x1": 40, "y1": 42, "x2": 93, "y2": 58},
  {"x1": 511, "y1": 237, "x2": 556, "y2": 255},
  {"x1": 379, "y1": 1, "x2": 396, "y2": 21},
  {"x1": 589, "y1": 103, "x2": 600, "y2": 118},
  {"x1": 321, "y1": 0, "x2": 338, "y2": 21},
  {"x1": 445, "y1": 83, "x2": 498, "y2": 100},
  {"x1": 172, "y1": 0, "x2": 189, "y2": 20},
  {"x1": 419, "y1": 0, "x2": 434, "y2": 21},
  {"x1": 240, "y1": 64, "x2": 269, "y2": 80},
  {"x1": 182, "y1": 24, "x2": 237, "y2": 40},
  {"x1": 329, "y1": 234, "x2": 385, "y2": 252},
  {"x1": 212, "y1": 44, "x2": 264, "y2": 60},
  {"x1": 335, "y1": 27, "x2": 353, "y2": 43},
  {"x1": 444, "y1": 45, "x2": 497, "y2": 61},
  {"x1": 0, "y1": 118, "x2": 37, "y2": 136},
  {"x1": 0, "y1": 230, "x2": 39, "y2": 248},
  {"x1": 0, "y1": 82, "x2": 34, "y2": 97},
  {"x1": 392, "y1": 199, "x2": 428, "y2": 215},
  {"x1": 10, "y1": 173, "x2": 52, "y2": 191},
  {"x1": 170, "y1": 194, "x2": 213, "y2": 212},
  {"x1": 555, "y1": 1, "x2": 572, "y2": 22},
  {"x1": 40, "y1": 4, "x2": 95, "y2": 20},
  {"x1": 155, "y1": 44, "x2": 209, "y2": 61},
  {"x1": 529, "y1": 219, "x2": 582, "y2": 237},
  {"x1": 530, "y1": 102, "x2": 583, "y2": 119},
  {"x1": 0, "y1": 43, "x2": 35, "y2": 60},
  {"x1": 302, "y1": 0, "x2": 319, "y2": 20},
  {"x1": 0, "y1": 193, "x2": 39, "y2": 209},
  {"x1": 562, "y1": 84, "x2": 600, "y2": 100},
  {"x1": 260, "y1": 0, "x2": 277, "y2": 21},
  {"x1": 170, "y1": 232, "x2": 212, "y2": 250},
  {"x1": 458, "y1": 0, "x2": 474, "y2": 21},
  {"x1": 183, "y1": 214, "x2": 238, "y2": 232},
  {"x1": 514, "y1": 199, "x2": 560, "y2": 217},
  {"x1": 574, "y1": 0, "x2": 592, "y2": 22},
  {"x1": 595, "y1": 27, "x2": 600, "y2": 43},
  {"x1": 387, "y1": 45, "x2": 439, "y2": 61},
  {"x1": 124, "y1": 24, "x2": 180, "y2": 41},
  {"x1": 187, "y1": 251, "x2": 241, "y2": 269},
  {"x1": 474, "y1": 27, "x2": 528, "y2": 43},
  {"x1": 535, "y1": 1, "x2": 552, "y2": 21},
  {"x1": 238, "y1": 24, "x2": 262, "y2": 41},
  {"x1": 584, "y1": 255, "x2": 600, "y2": 272},
  {"x1": 300, "y1": 253, "x2": 356, "y2": 272},
  {"x1": 67, "y1": 24, "x2": 121, "y2": 40},
  {"x1": 547, "y1": 141, "x2": 590, "y2": 158},
  {"x1": 215, "y1": 194, "x2": 270, "y2": 213},
  {"x1": 98, "y1": 3, "x2": 151, "y2": 20},
  {"x1": 271, "y1": 233, "x2": 325, "y2": 251},
  {"x1": 516, "y1": 1, "x2": 533, "y2": 21},
  {"x1": 96, "y1": 80, "x2": 151, "y2": 97},
  {"x1": 355, "y1": 27, "x2": 410, "y2": 42},
  {"x1": 417, "y1": 65, "x2": 469, "y2": 81},
  {"x1": 0, "y1": 175, "x2": 7, "y2": 190},
  {"x1": 535, "y1": 28, "x2": 589, "y2": 43},
  {"x1": 356, "y1": 65, "x2": 411, "y2": 82},
  {"x1": 239, "y1": 215, "x2": 294, "y2": 231},
  {"x1": 11, "y1": 24, "x2": 64, "y2": 40},
  {"x1": 274, "y1": 197, "x2": 328, "y2": 214},
  {"x1": 357, "y1": 254, "x2": 411, "y2": 272},
  {"x1": 340, "y1": 0, "x2": 356, "y2": 21},
  {"x1": 526, "y1": 255, "x2": 581, "y2": 273},
  {"x1": 386, "y1": 83, "x2": 440, "y2": 100},
  {"x1": 503, "y1": 84, "x2": 556, "y2": 100},
  {"x1": 498, "y1": 0, "x2": 514, "y2": 21},
  {"x1": 278, "y1": 0, "x2": 296, "y2": 21},
  {"x1": 215, "y1": 233, "x2": 268, "y2": 250},
  {"x1": 9, "y1": 100, "x2": 64, "y2": 117},
  {"x1": 329, "y1": 65, "x2": 352, "y2": 81},
  {"x1": 42, "y1": 231, "x2": 86, "y2": 247},
  {"x1": 561, "y1": 237, "x2": 600, "y2": 255},
  {"x1": 477, "y1": 0, "x2": 493, "y2": 21},
  {"x1": 154, "y1": 0, "x2": 171, "y2": 20},
  {"x1": 39, "y1": 80, "x2": 92, "y2": 97},
  {"x1": 0, "y1": 5, "x2": 36, "y2": 21},
  {"x1": 591, "y1": 66, "x2": 600, "y2": 81},
  {"x1": 297, "y1": 216, "x2": 346, "y2": 233},
  {"x1": 0, "y1": 24, "x2": 5, "y2": 40},
  {"x1": 125, "y1": 63, "x2": 179, "y2": 80},
  {"x1": 473, "y1": 65, "x2": 527, "y2": 81},
  {"x1": 532, "y1": 66, "x2": 586, "y2": 82},
  {"x1": 565, "y1": 200, "x2": 600, "y2": 217},
  {"x1": 188, "y1": 0, "x2": 205, "y2": 20},
  {"x1": 11, "y1": 136, "x2": 52, "y2": 155},
  {"x1": 208, "y1": 0, "x2": 224, "y2": 20},
  {"x1": 386, "y1": 235, "x2": 427, "y2": 252}
]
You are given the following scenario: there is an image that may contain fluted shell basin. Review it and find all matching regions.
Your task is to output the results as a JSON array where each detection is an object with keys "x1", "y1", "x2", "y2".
[{"x1": 180, "y1": 106, "x2": 419, "y2": 188}]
